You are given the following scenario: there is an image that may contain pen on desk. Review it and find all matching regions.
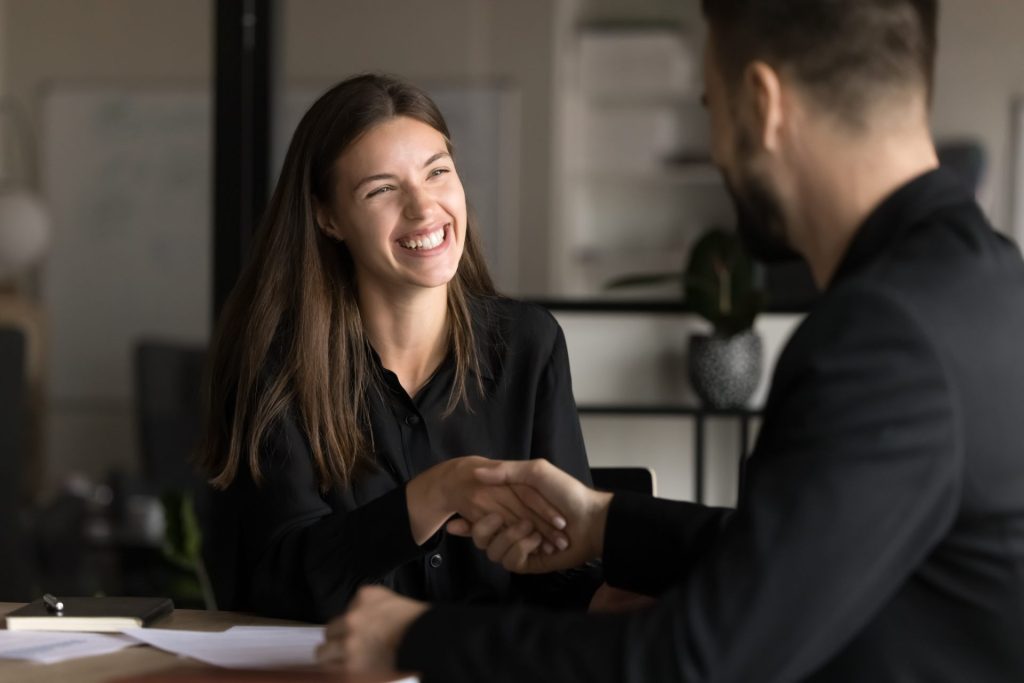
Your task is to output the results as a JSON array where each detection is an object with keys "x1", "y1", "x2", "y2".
[{"x1": 42, "y1": 593, "x2": 64, "y2": 613}]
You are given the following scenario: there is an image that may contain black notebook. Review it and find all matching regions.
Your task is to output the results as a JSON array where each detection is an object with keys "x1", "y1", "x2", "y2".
[{"x1": 4, "y1": 596, "x2": 174, "y2": 632}]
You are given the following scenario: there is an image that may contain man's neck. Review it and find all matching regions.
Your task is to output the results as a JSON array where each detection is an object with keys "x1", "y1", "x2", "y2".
[
  {"x1": 359, "y1": 282, "x2": 450, "y2": 398},
  {"x1": 787, "y1": 117, "x2": 939, "y2": 288}
]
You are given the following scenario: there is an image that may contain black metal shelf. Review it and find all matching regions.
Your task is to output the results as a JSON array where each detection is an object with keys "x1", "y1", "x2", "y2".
[
  {"x1": 530, "y1": 299, "x2": 784, "y2": 503},
  {"x1": 578, "y1": 404, "x2": 760, "y2": 418},
  {"x1": 531, "y1": 298, "x2": 810, "y2": 315},
  {"x1": 578, "y1": 403, "x2": 761, "y2": 504}
]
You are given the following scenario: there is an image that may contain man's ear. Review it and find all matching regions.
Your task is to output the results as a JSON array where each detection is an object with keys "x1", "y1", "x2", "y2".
[
  {"x1": 744, "y1": 61, "x2": 785, "y2": 153},
  {"x1": 315, "y1": 204, "x2": 344, "y2": 242}
]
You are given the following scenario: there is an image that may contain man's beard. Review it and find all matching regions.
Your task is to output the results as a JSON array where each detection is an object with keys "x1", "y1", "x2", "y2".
[
  {"x1": 724, "y1": 172, "x2": 802, "y2": 263},
  {"x1": 723, "y1": 124, "x2": 802, "y2": 264}
]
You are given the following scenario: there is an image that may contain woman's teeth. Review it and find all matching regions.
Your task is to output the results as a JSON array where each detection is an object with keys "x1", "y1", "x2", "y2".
[{"x1": 399, "y1": 227, "x2": 445, "y2": 250}]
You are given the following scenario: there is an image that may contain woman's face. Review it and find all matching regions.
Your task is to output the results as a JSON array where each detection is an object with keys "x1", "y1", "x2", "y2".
[{"x1": 319, "y1": 115, "x2": 467, "y2": 296}]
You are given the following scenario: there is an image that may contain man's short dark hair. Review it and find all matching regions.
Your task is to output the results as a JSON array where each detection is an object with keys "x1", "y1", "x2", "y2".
[{"x1": 702, "y1": 0, "x2": 939, "y2": 126}]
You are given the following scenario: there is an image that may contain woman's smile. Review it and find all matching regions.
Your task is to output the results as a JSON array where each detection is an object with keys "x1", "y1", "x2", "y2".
[{"x1": 396, "y1": 223, "x2": 451, "y2": 255}]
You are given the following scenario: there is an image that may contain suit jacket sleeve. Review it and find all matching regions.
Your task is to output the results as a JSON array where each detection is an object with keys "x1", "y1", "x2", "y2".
[
  {"x1": 602, "y1": 493, "x2": 731, "y2": 597},
  {"x1": 220, "y1": 414, "x2": 435, "y2": 622},
  {"x1": 397, "y1": 287, "x2": 961, "y2": 682}
]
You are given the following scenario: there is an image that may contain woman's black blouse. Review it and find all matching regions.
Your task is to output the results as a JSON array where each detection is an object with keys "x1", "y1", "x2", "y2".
[{"x1": 202, "y1": 297, "x2": 600, "y2": 622}]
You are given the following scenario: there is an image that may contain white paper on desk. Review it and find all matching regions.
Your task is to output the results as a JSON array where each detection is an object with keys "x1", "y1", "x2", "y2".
[
  {"x1": 0, "y1": 630, "x2": 139, "y2": 664},
  {"x1": 120, "y1": 625, "x2": 325, "y2": 669}
]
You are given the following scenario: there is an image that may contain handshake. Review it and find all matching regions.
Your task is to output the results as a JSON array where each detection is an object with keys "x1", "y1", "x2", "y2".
[
  {"x1": 436, "y1": 456, "x2": 614, "y2": 574},
  {"x1": 316, "y1": 457, "x2": 642, "y2": 675}
]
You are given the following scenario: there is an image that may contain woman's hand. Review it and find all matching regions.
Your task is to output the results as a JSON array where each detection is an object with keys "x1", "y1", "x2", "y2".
[
  {"x1": 446, "y1": 459, "x2": 613, "y2": 574},
  {"x1": 406, "y1": 456, "x2": 570, "y2": 551}
]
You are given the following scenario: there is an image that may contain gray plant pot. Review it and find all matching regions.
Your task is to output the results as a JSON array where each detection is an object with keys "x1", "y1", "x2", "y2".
[{"x1": 688, "y1": 331, "x2": 763, "y2": 409}]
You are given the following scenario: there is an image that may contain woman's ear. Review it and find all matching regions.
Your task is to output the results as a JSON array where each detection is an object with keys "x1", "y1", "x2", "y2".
[{"x1": 315, "y1": 204, "x2": 345, "y2": 242}]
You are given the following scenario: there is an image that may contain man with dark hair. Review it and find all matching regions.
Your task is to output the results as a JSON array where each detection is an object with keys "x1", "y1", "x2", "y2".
[
  {"x1": 703, "y1": 0, "x2": 938, "y2": 114},
  {"x1": 318, "y1": 1, "x2": 1024, "y2": 680}
]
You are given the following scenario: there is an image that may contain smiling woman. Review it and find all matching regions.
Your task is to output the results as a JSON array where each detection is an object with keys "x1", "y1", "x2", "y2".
[
  {"x1": 317, "y1": 117, "x2": 468, "y2": 299},
  {"x1": 196, "y1": 74, "x2": 601, "y2": 622}
]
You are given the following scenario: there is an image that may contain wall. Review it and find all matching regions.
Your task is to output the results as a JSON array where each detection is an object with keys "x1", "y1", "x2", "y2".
[
  {"x1": 931, "y1": 0, "x2": 1024, "y2": 236},
  {"x1": 574, "y1": 0, "x2": 1024, "y2": 235},
  {"x1": 4, "y1": 0, "x2": 210, "y2": 114},
  {"x1": 2, "y1": 0, "x2": 212, "y2": 491},
  {"x1": 0, "y1": 0, "x2": 9, "y2": 176},
  {"x1": 279, "y1": 0, "x2": 557, "y2": 294},
  {"x1": 0, "y1": 0, "x2": 6, "y2": 95}
]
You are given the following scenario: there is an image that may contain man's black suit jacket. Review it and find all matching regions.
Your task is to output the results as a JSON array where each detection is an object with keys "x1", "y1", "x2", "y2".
[{"x1": 397, "y1": 169, "x2": 1024, "y2": 681}]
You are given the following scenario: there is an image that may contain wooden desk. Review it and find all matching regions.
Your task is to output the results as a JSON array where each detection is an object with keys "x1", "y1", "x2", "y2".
[{"x1": 0, "y1": 602, "x2": 320, "y2": 683}]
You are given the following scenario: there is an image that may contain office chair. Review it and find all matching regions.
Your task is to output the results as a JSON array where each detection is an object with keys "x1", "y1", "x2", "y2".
[
  {"x1": 591, "y1": 466, "x2": 657, "y2": 496},
  {"x1": 133, "y1": 339, "x2": 216, "y2": 609},
  {"x1": 937, "y1": 139, "x2": 986, "y2": 194},
  {"x1": 134, "y1": 340, "x2": 208, "y2": 494}
]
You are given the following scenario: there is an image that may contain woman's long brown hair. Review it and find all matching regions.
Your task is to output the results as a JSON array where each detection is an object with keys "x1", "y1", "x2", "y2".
[{"x1": 198, "y1": 74, "x2": 496, "y2": 492}]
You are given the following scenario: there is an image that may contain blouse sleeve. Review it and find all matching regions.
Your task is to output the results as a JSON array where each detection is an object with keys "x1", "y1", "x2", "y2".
[
  {"x1": 205, "y1": 413, "x2": 438, "y2": 623},
  {"x1": 512, "y1": 321, "x2": 603, "y2": 608},
  {"x1": 529, "y1": 324, "x2": 592, "y2": 485}
]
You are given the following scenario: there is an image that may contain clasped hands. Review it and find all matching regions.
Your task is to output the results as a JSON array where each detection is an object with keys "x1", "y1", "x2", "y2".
[
  {"x1": 443, "y1": 456, "x2": 611, "y2": 573},
  {"x1": 316, "y1": 457, "x2": 614, "y2": 674}
]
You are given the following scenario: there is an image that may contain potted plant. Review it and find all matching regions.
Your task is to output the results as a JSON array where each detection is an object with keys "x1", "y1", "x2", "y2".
[{"x1": 608, "y1": 228, "x2": 764, "y2": 408}]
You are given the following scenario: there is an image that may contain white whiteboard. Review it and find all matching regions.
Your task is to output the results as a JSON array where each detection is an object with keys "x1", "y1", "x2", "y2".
[{"x1": 42, "y1": 86, "x2": 212, "y2": 400}]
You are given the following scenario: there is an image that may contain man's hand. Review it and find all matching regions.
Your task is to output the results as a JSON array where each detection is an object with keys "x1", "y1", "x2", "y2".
[
  {"x1": 406, "y1": 455, "x2": 569, "y2": 551},
  {"x1": 316, "y1": 585, "x2": 427, "y2": 676},
  {"x1": 446, "y1": 459, "x2": 614, "y2": 574}
]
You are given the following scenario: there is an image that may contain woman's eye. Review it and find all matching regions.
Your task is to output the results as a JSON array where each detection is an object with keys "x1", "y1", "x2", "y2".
[
  {"x1": 366, "y1": 185, "x2": 393, "y2": 198},
  {"x1": 429, "y1": 168, "x2": 450, "y2": 178}
]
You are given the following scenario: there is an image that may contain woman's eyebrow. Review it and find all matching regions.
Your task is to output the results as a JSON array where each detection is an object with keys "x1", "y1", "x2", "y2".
[{"x1": 352, "y1": 151, "x2": 451, "y2": 193}]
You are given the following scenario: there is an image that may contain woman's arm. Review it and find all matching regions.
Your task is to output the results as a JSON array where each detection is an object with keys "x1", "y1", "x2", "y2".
[
  {"x1": 218, "y1": 412, "x2": 568, "y2": 622},
  {"x1": 219, "y1": 413, "x2": 425, "y2": 622}
]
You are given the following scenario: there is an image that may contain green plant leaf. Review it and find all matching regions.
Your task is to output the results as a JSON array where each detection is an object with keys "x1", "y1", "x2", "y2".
[
  {"x1": 160, "y1": 491, "x2": 203, "y2": 569},
  {"x1": 600, "y1": 227, "x2": 762, "y2": 335},
  {"x1": 685, "y1": 228, "x2": 762, "y2": 334},
  {"x1": 604, "y1": 272, "x2": 680, "y2": 289}
]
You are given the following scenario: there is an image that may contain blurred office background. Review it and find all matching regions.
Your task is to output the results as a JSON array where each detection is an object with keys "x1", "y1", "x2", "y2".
[{"x1": 0, "y1": 0, "x2": 1022, "y2": 603}]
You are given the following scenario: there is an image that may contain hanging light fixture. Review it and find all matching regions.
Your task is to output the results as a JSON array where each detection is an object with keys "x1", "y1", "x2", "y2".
[{"x1": 0, "y1": 98, "x2": 51, "y2": 283}]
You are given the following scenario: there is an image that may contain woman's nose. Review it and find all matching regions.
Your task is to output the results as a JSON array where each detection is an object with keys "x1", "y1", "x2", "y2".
[{"x1": 402, "y1": 185, "x2": 435, "y2": 220}]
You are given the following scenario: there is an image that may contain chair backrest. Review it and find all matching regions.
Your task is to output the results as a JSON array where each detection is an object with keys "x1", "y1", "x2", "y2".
[
  {"x1": 590, "y1": 466, "x2": 657, "y2": 496},
  {"x1": 937, "y1": 139, "x2": 986, "y2": 193},
  {"x1": 134, "y1": 340, "x2": 207, "y2": 494},
  {"x1": 0, "y1": 325, "x2": 34, "y2": 599}
]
